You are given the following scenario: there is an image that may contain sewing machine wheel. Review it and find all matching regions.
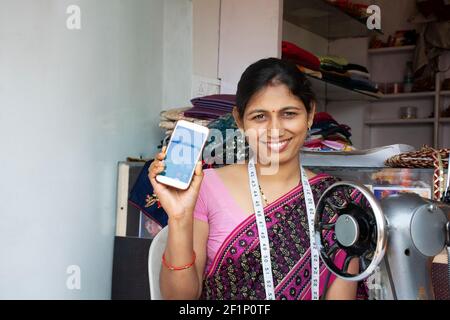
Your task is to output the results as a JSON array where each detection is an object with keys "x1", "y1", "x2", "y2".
[{"x1": 314, "y1": 181, "x2": 387, "y2": 282}]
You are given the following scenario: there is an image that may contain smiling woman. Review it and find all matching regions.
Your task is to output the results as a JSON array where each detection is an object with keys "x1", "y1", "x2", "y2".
[
  {"x1": 149, "y1": 58, "x2": 365, "y2": 300},
  {"x1": 230, "y1": 58, "x2": 316, "y2": 174}
]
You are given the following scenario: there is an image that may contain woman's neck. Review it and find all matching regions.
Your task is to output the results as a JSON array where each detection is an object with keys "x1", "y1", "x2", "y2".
[{"x1": 255, "y1": 156, "x2": 301, "y2": 186}]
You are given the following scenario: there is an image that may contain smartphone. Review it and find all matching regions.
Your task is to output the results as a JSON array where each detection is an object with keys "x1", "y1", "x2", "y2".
[{"x1": 156, "y1": 120, "x2": 209, "y2": 190}]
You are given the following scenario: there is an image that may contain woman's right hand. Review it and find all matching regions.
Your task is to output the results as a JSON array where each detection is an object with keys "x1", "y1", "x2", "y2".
[{"x1": 148, "y1": 146, "x2": 204, "y2": 222}]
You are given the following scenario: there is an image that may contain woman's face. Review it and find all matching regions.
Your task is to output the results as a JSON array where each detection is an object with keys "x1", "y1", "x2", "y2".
[{"x1": 234, "y1": 84, "x2": 315, "y2": 167}]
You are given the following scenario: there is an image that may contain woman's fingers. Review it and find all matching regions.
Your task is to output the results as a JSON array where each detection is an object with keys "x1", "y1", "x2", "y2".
[
  {"x1": 194, "y1": 161, "x2": 203, "y2": 176},
  {"x1": 152, "y1": 161, "x2": 165, "y2": 176},
  {"x1": 155, "y1": 146, "x2": 167, "y2": 161},
  {"x1": 190, "y1": 161, "x2": 204, "y2": 190},
  {"x1": 148, "y1": 159, "x2": 165, "y2": 185}
]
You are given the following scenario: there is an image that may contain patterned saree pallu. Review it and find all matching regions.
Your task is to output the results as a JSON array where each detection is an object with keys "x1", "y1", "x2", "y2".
[{"x1": 201, "y1": 174, "x2": 368, "y2": 300}]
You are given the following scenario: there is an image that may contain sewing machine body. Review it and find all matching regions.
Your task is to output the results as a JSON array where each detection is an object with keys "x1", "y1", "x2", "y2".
[{"x1": 315, "y1": 183, "x2": 450, "y2": 300}]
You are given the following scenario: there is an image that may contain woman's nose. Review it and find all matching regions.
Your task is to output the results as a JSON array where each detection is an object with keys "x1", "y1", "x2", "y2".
[
  {"x1": 265, "y1": 128, "x2": 285, "y2": 141},
  {"x1": 268, "y1": 117, "x2": 285, "y2": 135}
]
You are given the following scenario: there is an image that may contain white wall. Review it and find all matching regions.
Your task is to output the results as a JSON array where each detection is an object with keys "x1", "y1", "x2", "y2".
[
  {"x1": 218, "y1": 0, "x2": 283, "y2": 94},
  {"x1": 327, "y1": 37, "x2": 371, "y2": 149},
  {"x1": 282, "y1": 20, "x2": 328, "y2": 56},
  {"x1": 193, "y1": 0, "x2": 220, "y2": 79},
  {"x1": 163, "y1": 0, "x2": 193, "y2": 108},
  {"x1": 0, "y1": 0, "x2": 191, "y2": 299}
]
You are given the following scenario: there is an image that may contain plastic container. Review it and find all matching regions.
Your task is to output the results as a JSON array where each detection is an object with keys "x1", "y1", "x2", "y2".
[{"x1": 399, "y1": 106, "x2": 418, "y2": 119}]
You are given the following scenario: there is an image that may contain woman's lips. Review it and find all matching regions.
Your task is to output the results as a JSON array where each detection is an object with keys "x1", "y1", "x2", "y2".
[{"x1": 261, "y1": 138, "x2": 292, "y2": 152}]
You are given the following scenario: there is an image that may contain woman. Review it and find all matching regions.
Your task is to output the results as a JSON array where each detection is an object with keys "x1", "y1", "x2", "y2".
[{"x1": 149, "y1": 58, "x2": 361, "y2": 300}]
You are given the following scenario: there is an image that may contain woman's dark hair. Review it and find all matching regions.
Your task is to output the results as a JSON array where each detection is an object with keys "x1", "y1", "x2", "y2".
[{"x1": 235, "y1": 58, "x2": 316, "y2": 119}]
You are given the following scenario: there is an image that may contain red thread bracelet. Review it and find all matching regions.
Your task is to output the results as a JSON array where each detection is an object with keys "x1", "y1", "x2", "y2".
[{"x1": 162, "y1": 251, "x2": 196, "y2": 271}]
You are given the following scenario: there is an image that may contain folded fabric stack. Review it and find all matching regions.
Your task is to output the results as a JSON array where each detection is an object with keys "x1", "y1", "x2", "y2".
[
  {"x1": 319, "y1": 55, "x2": 378, "y2": 93},
  {"x1": 159, "y1": 94, "x2": 236, "y2": 144},
  {"x1": 184, "y1": 94, "x2": 236, "y2": 120},
  {"x1": 319, "y1": 56, "x2": 349, "y2": 73},
  {"x1": 159, "y1": 107, "x2": 212, "y2": 141},
  {"x1": 303, "y1": 112, "x2": 355, "y2": 152},
  {"x1": 282, "y1": 41, "x2": 321, "y2": 71},
  {"x1": 281, "y1": 41, "x2": 379, "y2": 94}
]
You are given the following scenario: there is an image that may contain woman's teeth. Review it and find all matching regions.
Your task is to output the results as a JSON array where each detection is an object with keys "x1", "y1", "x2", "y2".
[{"x1": 265, "y1": 139, "x2": 291, "y2": 152}]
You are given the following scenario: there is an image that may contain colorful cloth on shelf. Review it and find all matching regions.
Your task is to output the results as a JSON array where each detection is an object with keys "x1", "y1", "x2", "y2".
[
  {"x1": 321, "y1": 71, "x2": 378, "y2": 93},
  {"x1": 303, "y1": 140, "x2": 355, "y2": 152},
  {"x1": 159, "y1": 107, "x2": 212, "y2": 139},
  {"x1": 282, "y1": 41, "x2": 321, "y2": 71},
  {"x1": 203, "y1": 113, "x2": 248, "y2": 167},
  {"x1": 319, "y1": 56, "x2": 349, "y2": 74},
  {"x1": 319, "y1": 56, "x2": 349, "y2": 67},
  {"x1": 283, "y1": 44, "x2": 376, "y2": 94},
  {"x1": 346, "y1": 64, "x2": 371, "y2": 81},
  {"x1": 191, "y1": 94, "x2": 236, "y2": 107},
  {"x1": 297, "y1": 65, "x2": 322, "y2": 79},
  {"x1": 320, "y1": 63, "x2": 346, "y2": 74},
  {"x1": 160, "y1": 107, "x2": 191, "y2": 121},
  {"x1": 348, "y1": 72, "x2": 372, "y2": 82},
  {"x1": 314, "y1": 111, "x2": 337, "y2": 123},
  {"x1": 184, "y1": 94, "x2": 236, "y2": 120},
  {"x1": 159, "y1": 120, "x2": 176, "y2": 130},
  {"x1": 344, "y1": 63, "x2": 370, "y2": 74},
  {"x1": 303, "y1": 112, "x2": 355, "y2": 152},
  {"x1": 319, "y1": 59, "x2": 372, "y2": 81},
  {"x1": 200, "y1": 174, "x2": 368, "y2": 300}
]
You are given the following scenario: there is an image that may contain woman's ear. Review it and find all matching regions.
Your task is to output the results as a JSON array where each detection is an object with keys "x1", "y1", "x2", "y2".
[
  {"x1": 232, "y1": 107, "x2": 244, "y2": 130},
  {"x1": 307, "y1": 102, "x2": 316, "y2": 129}
]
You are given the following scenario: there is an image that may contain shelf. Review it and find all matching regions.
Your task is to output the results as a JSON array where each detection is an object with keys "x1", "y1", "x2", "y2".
[
  {"x1": 377, "y1": 91, "x2": 436, "y2": 101},
  {"x1": 368, "y1": 45, "x2": 416, "y2": 55},
  {"x1": 441, "y1": 91, "x2": 450, "y2": 97},
  {"x1": 306, "y1": 74, "x2": 381, "y2": 101},
  {"x1": 365, "y1": 118, "x2": 435, "y2": 126},
  {"x1": 440, "y1": 118, "x2": 450, "y2": 123},
  {"x1": 283, "y1": 0, "x2": 383, "y2": 40}
]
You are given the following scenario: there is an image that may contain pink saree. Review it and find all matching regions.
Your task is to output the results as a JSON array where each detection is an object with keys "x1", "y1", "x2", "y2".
[{"x1": 200, "y1": 174, "x2": 368, "y2": 300}]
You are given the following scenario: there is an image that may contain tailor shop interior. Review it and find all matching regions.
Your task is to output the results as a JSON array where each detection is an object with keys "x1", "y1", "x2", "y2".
[
  {"x1": 118, "y1": 0, "x2": 450, "y2": 301},
  {"x1": 2, "y1": 0, "x2": 450, "y2": 301}
]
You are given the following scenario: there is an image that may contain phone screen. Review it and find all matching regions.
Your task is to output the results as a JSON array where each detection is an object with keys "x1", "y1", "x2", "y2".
[{"x1": 159, "y1": 125, "x2": 207, "y2": 185}]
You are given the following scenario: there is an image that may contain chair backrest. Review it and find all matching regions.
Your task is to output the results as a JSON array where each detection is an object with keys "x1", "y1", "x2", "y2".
[{"x1": 148, "y1": 226, "x2": 168, "y2": 300}]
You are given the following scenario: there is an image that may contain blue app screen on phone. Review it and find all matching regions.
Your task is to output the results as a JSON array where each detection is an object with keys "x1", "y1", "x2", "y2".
[{"x1": 160, "y1": 126, "x2": 207, "y2": 184}]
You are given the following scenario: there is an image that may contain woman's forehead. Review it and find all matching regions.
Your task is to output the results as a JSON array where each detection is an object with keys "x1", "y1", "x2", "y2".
[
  {"x1": 245, "y1": 86, "x2": 305, "y2": 113},
  {"x1": 247, "y1": 85, "x2": 303, "y2": 108}
]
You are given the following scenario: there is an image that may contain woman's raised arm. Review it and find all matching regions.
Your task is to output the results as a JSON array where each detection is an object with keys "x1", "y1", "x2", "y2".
[{"x1": 148, "y1": 149, "x2": 208, "y2": 299}]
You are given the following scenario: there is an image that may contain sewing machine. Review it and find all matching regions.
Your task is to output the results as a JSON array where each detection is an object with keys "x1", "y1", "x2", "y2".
[{"x1": 314, "y1": 181, "x2": 450, "y2": 300}]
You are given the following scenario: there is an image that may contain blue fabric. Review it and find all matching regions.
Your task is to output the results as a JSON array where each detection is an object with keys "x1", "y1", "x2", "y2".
[
  {"x1": 128, "y1": 160, "x2": 169, "y2": 227},
  {"x1": 128, "y1": 159, "x2": 217, "y2": 227}
]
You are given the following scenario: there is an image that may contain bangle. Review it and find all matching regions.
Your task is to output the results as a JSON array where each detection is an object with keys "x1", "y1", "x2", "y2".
[{"x1": 162, "y1": 251, "x2": 196, "y2": 271}]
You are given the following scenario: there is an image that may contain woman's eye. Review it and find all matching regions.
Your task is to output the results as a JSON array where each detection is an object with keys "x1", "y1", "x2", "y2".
[
  {"x1": 253, "y1": 114, "x2": 266, "y2": 121},
  {"x1": 283, "y1": 112, "x2": 297, "y2": 118}
]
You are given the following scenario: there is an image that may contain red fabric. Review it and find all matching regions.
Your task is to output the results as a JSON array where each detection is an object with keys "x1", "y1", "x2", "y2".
[
  {"x1": 314, "y1": 112, "x2": 337, "y2": 123},
  {"x1": 282, "y1": 41, "x2": 320, "y2": 71}
]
